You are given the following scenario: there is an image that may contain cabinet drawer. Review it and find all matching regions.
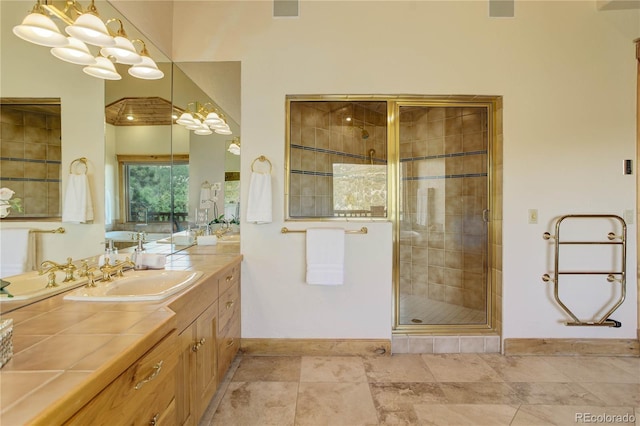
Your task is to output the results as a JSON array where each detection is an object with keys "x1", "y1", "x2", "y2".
[
  {"x1": 66, "y1": 331, "x2": 179, "y2": 425},
  {"x1": 218, "y1": 281, "x2": 240, "y2": 334},
  {"x1": 218, "y1": 263, "x2": 239, "y2": 297},
  {"x1": 217, "y1": 315, "x2": 240, "y2": 381}
]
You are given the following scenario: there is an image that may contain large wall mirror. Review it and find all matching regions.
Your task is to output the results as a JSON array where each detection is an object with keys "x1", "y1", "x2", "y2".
[{"x1": 1, "y1": 0, "x2": 240, "y2": 263}]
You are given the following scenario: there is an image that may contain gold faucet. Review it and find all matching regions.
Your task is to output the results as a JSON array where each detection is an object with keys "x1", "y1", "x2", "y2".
[
  {"x1": 39, "y1": 257, "x2": 77, "y2": 288},
  {"x1": 99, "y1": 258, "x2": 135, "y2": 281}
]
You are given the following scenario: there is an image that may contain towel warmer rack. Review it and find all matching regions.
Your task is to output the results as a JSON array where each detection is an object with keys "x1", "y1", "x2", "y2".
[
  {"x1": 541, "y1": 214, "x2": 626, "y2": 328},
  {"x1": 281, "y1": 227, "x2": 368, "y2": 234}
]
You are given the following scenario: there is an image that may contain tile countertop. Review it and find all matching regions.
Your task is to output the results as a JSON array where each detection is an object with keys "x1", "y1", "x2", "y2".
[{"x1": 0, "y1": 243, "x2": 241, "y2": 425}]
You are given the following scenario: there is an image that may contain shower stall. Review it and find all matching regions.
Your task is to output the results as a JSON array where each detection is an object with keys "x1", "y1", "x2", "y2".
[
  {"x1": 285, "y1": 95, "x2": 500, "y2": 334},
  {"x1": 393, "y1": 103, "x2": 494, "y2": 332}
]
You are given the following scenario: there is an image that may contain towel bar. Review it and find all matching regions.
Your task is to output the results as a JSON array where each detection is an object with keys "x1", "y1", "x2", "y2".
[
  {"x1": 30, "y1": 227, "x2": 65, "y2": 234},
  {"x1": 69, "y1": 157, "x2": 88, "y2": 174},
  {"x1": 281, "y1": 227, "x2": 368, "y2": 234}
]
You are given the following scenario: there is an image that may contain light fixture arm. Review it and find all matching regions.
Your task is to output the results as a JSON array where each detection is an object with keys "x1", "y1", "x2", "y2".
[{"x1": 105, "y1": 17, "x2": 127, "y2": 37}]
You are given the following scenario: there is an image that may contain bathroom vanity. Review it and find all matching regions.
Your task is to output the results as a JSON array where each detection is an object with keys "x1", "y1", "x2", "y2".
[{"x1": 0, "y1": 245, "x2": 241, "y2": 425}]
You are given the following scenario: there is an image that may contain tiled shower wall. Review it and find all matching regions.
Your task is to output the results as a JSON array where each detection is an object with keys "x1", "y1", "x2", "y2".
[
  {"x1": 0, "y1": 105, "x2": 61, "y2": 218},
  {"x1": 288, "y1": 101, "x2": 387, "y2": 217},
  {"x1": 399, "y1": 106, "x2": 488, "y2": 312}
]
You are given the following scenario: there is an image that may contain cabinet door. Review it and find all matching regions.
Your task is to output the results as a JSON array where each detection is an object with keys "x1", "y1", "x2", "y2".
[
  {"x1": 66, "y1": 331, "x2": 178, "y2": 425},
  {"x1": 176, "y1": 323, "x2": 197, "y2": 426},
  {"x1": 195, "y1": 300, "x2": 218, "y2": 420}
]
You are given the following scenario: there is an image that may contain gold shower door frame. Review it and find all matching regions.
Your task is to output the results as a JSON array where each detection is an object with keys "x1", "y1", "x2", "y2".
[{"x1": 389, "y1": 97, "x2": 499, "y2": 335}]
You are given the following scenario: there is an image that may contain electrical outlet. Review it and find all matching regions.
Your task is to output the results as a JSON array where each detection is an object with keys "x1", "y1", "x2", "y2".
[{"x1": 528, "y1": 209, "x2": 538, "y2": 224}]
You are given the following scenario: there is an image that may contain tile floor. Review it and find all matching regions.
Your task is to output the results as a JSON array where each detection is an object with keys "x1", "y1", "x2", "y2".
[{"x1": 199, "y1": 353, "x2": 640, "y2": 426}]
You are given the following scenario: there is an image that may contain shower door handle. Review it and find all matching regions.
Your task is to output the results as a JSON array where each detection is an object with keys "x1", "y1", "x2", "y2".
[{"x1": 482, "y1": 209, "x2": 490, "y2": 223}]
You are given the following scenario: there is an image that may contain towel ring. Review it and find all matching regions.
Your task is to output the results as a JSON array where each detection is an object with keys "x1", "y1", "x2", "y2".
[
  {"x1": 251, "y1": 155, "x2": 272, "y2": 173},
  {"x1": 70, "y1": 157, "x2": 88, "y2": 174}
]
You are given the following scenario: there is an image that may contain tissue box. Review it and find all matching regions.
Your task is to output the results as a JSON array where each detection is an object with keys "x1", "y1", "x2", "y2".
[
  {"x1": 197, "y1": 235, "x2": 218, "y2": 246},
  {"x1": 0, "y1": 319, "x2": 13, "y2": 369}
]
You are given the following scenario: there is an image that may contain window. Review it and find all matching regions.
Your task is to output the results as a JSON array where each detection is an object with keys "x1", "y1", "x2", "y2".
[
  {"x1": 285, "y1": 97, "x2": 389, "y2": 219},
  {"x1": 118, "y1": 155, "x2": 189, "y2": 223}
]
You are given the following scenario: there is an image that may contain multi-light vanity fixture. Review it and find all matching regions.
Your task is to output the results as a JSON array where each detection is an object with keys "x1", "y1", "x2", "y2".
[
  {"x1": 227, "y1": 137, "x2": 240, "y2": 155},
  {"x1": 12, "y1": 0, "x2": 163, "y2": 80},
  {"x1": 176, "y1": 102, "x2": 232, "y2": 136}
]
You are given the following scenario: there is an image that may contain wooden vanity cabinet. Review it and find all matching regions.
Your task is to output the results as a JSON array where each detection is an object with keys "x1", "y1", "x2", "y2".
[
  {"x1": 175, "y1": 258, "x2": 241, "y2": 425},
  {"x1": 217, "y1": 263, "x2": 241, "y2": 379},
  {"x1": 65, "y1": 330, "x2": 179, "y2": 425}
]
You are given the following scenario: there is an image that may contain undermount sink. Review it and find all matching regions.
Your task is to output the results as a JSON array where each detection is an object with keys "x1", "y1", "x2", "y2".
[
  {"x1": 64, "y1": 269, "x2": 204, "y2": 302},
  {"x1": 0, "y1": 270, "x2": 88, "y2": 302}
]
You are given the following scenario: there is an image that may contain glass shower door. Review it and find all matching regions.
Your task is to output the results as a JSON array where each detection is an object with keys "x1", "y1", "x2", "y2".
[{"x1": 396, "y1": 104, "x2": 489, "y2": 327}]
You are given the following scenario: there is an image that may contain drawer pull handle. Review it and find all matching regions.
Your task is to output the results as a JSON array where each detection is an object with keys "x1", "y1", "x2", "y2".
[
  {"x1": 226, "y1": 338, "x2": 234, "y2": 348},
  {"x1": 226, "y1": 275, "x2": 233, "y2": 282},
  {"x1": 192, "y1": 337, "x2": 206, "y2": 352},
  {"x1": 149, "y1": 413, "x2": 159, "y2": 426},
  {"x1": 226, "y1": 300, "x2": 234, "y2": 309},
  {"x1": 134, "y1": 360, "x2": 163, "y2": 390}
]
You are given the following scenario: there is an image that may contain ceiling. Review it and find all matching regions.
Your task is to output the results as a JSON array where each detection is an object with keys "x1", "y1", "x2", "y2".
[{"x1": 105, "y1": 97, "x2": 180, "y2": 126}]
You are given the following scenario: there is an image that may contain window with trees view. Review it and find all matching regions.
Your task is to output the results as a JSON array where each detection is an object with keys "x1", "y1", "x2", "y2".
[{"x1": 118, "y1": 155, "x2": 189, "y2": 223}]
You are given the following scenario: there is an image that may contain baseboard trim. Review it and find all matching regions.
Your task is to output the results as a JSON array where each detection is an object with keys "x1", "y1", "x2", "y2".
[
  {"x1": 240, "y1": 338, "x2": 391, "y2": 356},
  {"x1": 503, "y1": 338, "x2": 640, "y2": 356}
]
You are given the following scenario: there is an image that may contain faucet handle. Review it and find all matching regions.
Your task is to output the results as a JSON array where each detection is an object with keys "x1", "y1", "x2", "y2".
[{"x1": 78, "y1": 260, "x2": 89, "y2": 277}]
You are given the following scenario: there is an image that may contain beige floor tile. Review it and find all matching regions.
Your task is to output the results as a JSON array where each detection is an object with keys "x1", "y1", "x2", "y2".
[
  {"x1": 295, "y1": 382, "x2": 378, "y2": 426},
  {"x1": 413, "y1": 404, "x2": 518, "y2": 426},
  {"x1": 232, "y1": 356, "x2": 301, "y2": 382},
  {"x1": 599, "y1": 357, "x2": 640, "y2": 383},
  {"x1": 540, "y1": 356, "x2": 637, "y2": 383},
  {"x1": 211, "y1": 381, "x2": 298, "y2": 426},
  {"x1": 479, "y1": 354, "x2": 572, "y2": 382},
  {"x1": 439, "y1": 382, "x2": 521, "y2": 405},
  {"x1": 421, "y1": 354, "x2": 502, "y2": 382},
  {"x1": 369, "y1": 382, "x2": 447, "y2": 424},
  {"x1": 300, "y1": 356, "x2": 367, "y2": 383},
  {"x1": 577, "y1": 382, "x2": 640, "y2": 407},
  {"x1": 363, "y1": 354, "x2": 436, "y2": 383},
  {"x1": 511, "y1": 405, "x2": 636, "y2": 426},
  {"x1": 509, "y1": 382, "x2": 603, "y2": 405}
]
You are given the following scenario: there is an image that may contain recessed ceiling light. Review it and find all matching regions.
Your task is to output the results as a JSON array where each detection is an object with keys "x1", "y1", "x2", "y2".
[{"x1": 126, "y1": 115, "x2": 134, "y2": 121}]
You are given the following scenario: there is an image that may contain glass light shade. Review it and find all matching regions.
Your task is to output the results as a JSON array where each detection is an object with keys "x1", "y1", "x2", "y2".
[
  {"x1": 176, "y1": 112, "x2": 195, "y2": 126},
  {"x1": 51, "y1": 37, "x2": 96, "y2": 65},
  {"x1": 228, "y1": 143, "x2": 240, "y2": 155},
  {"x1": 82, "y1": 56, "x2": 121, "y2": 80},
  {"x1": 100, "y1": 36, "x2": 142, "y2": 65},
  {"x1": 128, "y1": 56, "x2": 164, "y2": 80},
  {"x1": 195, "y1": 126, "x2": 213, "y2": 135},
  {"x1": 66, "y1": 13, "x2": 115, "y2": 47},
  {"x1": 210, "y1": 121, "x2": 228, "y2": 130},
  {"x1": 13, "y1": 12, "x2": 67, "y2": 47},
  {"x1": 185, "y1": 118, "x2": 202, "y2": 130},
  {"x1": 203, "y1": 112, "x2": 222, "y2": 125},
  {"x1": 215, "y1": 128, "x2": 233, "y2": 135}
]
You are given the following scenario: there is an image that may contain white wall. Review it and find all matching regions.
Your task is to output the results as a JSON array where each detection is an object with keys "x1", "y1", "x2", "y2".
[
  {"x1": 1, "y1": 1, "x2": 106, "y2": 265},
  {"x1": 168, "y1": 1, "x2": 640, "y2": 340}
]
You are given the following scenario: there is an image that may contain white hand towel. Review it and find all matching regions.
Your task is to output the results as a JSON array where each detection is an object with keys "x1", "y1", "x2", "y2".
[
  {"x1": 306, "y1": 228, "x2": 345, "y2": 285},
  {"x1": 140, "y1": 253, "x2": 166, "y2": 269},
  {"x1": 416, "y1": 188, "x2": 428, "y2": 226},
  {"x1": 0, "y1": 228, "x2": 33, "y2": 277},
  {"x1": 197, "y1": 235, "x2": 218, "y2": 246},
  {"x1": 246, "y1": 171, "x2": 272, "y2": 224},
  {"x1": 199, "y1": 187, "x2": 213, "y2": 209},
  {"x1": 62, "y1": 174, "x2": 94, "y2": 223}
]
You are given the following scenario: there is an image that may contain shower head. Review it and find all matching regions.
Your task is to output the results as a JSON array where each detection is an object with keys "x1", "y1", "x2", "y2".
[{"x1": 357, "y1": 126, "x2": 370, "y2": 140}]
